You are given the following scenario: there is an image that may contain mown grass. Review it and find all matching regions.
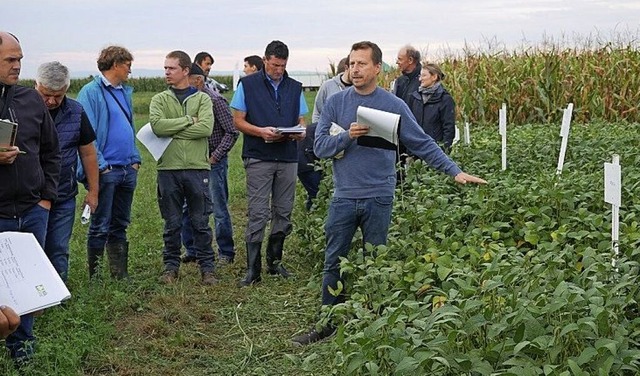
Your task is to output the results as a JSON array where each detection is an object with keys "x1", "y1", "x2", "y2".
[
  {"x1": 0, "y1": 91, "x2": 332, "y2": 376},
  {"x1": 4, "y1": 35, "x2": 640, "y2": 374}
]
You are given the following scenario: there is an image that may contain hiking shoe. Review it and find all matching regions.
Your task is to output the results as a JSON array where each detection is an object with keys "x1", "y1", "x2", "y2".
[
  {"x1": 291, "y1": 325, "x2": 336, "y2": 346},
  {"x1": 201, "y1": 272, "x2": 219, "y2": 286},
  {"x1": 159, "y1": 270, "x2": 178, "y2": 284},
  {"x1": 181, "y1": 255, "x2": 197, "y2": 264},
  {"x1": 218, "y1": 255, "x2": 234, "y2": 266}
]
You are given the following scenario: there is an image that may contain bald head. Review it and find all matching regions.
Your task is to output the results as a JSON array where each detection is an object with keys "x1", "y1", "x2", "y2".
[
  {"x1": 0, "y1": 32, "x2": 19, "y2": 45},
  {"x1": 396, "y1": 45, "x2": 420, "y2": 74},
  {"x1": 0, "y1": 31, "x2": 23, "y2": 85}
]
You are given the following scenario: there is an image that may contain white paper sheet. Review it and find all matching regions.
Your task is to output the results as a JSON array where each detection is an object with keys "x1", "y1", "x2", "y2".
[
  {"x1": 136, "y1": 123, "x2": 172, "y2": 161},
  {"x1": 0, "y1": 232, "x2": 71, "y2": 315},
  {"x1": 356, "y1": 106, "x2": 400, "y2": 146}
]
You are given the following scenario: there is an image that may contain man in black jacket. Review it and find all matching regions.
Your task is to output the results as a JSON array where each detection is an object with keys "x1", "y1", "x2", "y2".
[
  {"x1": 0, "y1": 31, "x2": 60, "y2": 366},
  {"x1": 392, "y1": 45, "x2": 422, "y2": 104},
  {"x1": 392, "y1": 45, "x2": 422, "y2": 184}
]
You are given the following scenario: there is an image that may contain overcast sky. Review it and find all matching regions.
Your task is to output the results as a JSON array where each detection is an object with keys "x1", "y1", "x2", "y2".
[{"x1": 5, "y1": 0, "x2": 639, "y2": 78}]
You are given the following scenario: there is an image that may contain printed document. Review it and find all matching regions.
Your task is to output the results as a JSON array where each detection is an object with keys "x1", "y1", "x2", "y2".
[{"x1": 0, "y1": 232, "x2": 71, "y2": 315}]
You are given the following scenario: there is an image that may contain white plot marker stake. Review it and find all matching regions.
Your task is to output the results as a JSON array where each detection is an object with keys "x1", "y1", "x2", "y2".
[{"x1": 604, "y1": 154, "x2": 621, "y2": 272}]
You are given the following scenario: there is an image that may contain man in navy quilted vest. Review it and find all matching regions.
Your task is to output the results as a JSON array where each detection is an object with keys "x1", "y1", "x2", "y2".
[
  {"x1": 35, "y1": 61, "x2": 99, "y2": 283},
  {"x1": 230, "y1": 40, "x2": 308, "y2": 287}
]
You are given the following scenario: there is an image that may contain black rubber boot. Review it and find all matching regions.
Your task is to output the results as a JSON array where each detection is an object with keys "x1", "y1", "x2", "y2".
[
  {"x1": 238, "y1": 242, "x2": 262, "y2": 287},
  {"x1": 88, "y1": 247, "x2": 104, "y2": 279},
  {"x1": 266, "y1": 233, "x2": 291, "y2": 278},
  {"x1": 106, "y1": 242, "x2": 129, "y2": 280}
]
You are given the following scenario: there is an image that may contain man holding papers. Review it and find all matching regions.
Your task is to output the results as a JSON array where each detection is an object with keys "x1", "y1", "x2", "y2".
[
  {"x1": 150, "y1": 51, "x2": 216, "y2": 286},
  {"x1": 0, "y1": 30, "x2": 61, "y2": 366},
  {"x1": 231, "y1": 40, "x2": 308, "y2": 287},
  {"x1": 292, "y1": 41, "x2": 487, "y2": 346},
  {"x1": 36, "y1": 61, "x2": 99, "y2": 283}
]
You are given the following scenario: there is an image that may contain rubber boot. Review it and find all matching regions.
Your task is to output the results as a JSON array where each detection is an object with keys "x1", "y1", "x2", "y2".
[
  {"x1": 266, "y1": 233, "x2": 291, "y2": 278},
  {"x1": 238, "y1": 242, "x2": 262, "y2": 287},
  {"x1": 88, "y1": 247, "x2": 104, "y2": 279},
  {"x1": 106, "y1": 242, "x2": 129, "y2": 280}
]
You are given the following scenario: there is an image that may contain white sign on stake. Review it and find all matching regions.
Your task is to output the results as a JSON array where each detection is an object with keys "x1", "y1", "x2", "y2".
[
  {"x1": 604, "y1": 154, "x2": 621, "y2": 271},
  {"x1": 499, "y1": 103, "x2": 507, "y2": 171},
  {"x1": 452, "y1": 125, "x2": 460, "y2": 145},
  {"x1": 556, "y1": 103, "x2": 574, "y2": 174},
  {"x1": 464, "y1": 122, "x2": 471, "y2": 145}
]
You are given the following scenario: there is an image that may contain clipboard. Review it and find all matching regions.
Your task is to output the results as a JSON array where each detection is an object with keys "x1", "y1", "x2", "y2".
[{"x1": 0, "y1": 118, "x2": 18, "y2": 149}]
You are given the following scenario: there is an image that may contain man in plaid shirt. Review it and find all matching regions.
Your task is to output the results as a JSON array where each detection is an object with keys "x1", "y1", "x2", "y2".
[{"x1": 182, "y1": 63, "x2": 239, "y2": 265}]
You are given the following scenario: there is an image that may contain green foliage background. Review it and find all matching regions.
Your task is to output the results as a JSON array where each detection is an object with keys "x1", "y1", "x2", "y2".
[{"x1": 3, "y1": 39, "x2": 640, "y2": 375}]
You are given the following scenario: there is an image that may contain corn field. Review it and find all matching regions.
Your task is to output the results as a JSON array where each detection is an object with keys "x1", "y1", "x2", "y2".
[
  {"x1": 19, "y1": 76, "x2": 233, "y2": 95},
  {"x1": 443, "y1": 39, "x2": 640, "y2": 125},
  {"x1": 20, "y1": 36, "x2": 640, "y2": 125},
  {"x1": 378, "y1": 36, "x2": 640, "y2": 125}
]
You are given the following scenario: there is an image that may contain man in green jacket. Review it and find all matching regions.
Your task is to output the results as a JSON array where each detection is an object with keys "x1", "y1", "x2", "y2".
[{"x1": 149, "y1": 50, "x2": 216, "y2": 285}]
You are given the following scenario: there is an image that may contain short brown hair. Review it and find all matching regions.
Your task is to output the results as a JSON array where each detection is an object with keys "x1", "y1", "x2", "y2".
[
  {"x1": 351, "y1": 41, "x2": 382, "y2": 65},
  {"x1": 337, "y1": 56, "x2": 349, "y2": 74},
  {"x1": 97, "y1": 46, "x2": 133, "y2": 72},
  {"x1": 166, "y1": 50, "x2": 191, "y2": 71}
]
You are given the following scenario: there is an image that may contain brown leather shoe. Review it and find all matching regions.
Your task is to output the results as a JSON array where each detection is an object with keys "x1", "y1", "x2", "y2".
[
  {"x1": 159, "y1": 270, "x2": 178, "y2": 284},
  {"x1": 201, "y1": 272, "x2": 219, "y2": 286}
]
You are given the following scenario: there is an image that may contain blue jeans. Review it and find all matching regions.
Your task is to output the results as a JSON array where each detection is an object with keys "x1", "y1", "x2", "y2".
[
  {"x1": 0, "y1": 203, "x2": 49, "y2": 361},
  {"x1": 183, "y1": 158, "x2": 235, "y2": 260},
  {"x1": 158, "y1": 170, "x2": 214, "y2": 273},
  {"x1": 44, "y1": 197, "x2": 76, "y2": 282},
  {"x1": 88, "y1": 165, "x2": 137, "y2": 249},
  {"x1": 321, "y1": 196, "x2": 394, "y2": 306}
]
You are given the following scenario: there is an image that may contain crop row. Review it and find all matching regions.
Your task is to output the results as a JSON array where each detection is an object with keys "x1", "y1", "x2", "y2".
[{"x1": 294, "y1": 122, "x2": 640, "y2": 375}]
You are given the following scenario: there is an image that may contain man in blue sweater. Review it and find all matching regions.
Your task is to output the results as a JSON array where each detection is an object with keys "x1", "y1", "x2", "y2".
[{"x1": 292, "y1": 41, "x2": 486, "y2": 346}]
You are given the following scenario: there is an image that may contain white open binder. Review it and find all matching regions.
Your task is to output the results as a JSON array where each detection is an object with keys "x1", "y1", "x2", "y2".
[{"x1": 0, "y1": 232, "x2": 71, "y2": 315}]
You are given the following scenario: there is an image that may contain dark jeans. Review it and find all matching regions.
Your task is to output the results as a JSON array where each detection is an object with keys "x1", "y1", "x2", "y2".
[
  {"x1": 0, "y1": 203, "x2": 49, "y2": 361},
  {"x1": 182, "y1": 157, "x2": 235, "y2": 260},
  {"x1": 88, "y1": 165, "x2": 137, "y2": 249},
  {"x1": 298, "y1": 169, "x2": 322, "y2": 210},
  {"x1": 158, "y1": 170, "x2": 214, "y2": 273},
  {"x1": 321, "y1": 196, "x2": 393, "y2": 306},
  {"x1": 44, "y1": 197, "x2": 76, "y2": 282}
]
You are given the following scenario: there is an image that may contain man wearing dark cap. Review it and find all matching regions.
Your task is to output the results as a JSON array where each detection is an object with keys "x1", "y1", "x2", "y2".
[
  {"x1": 181, "y1": 61, "x2": 239, "y2": 266},
  {"x1": 149, "y1": 50, "x2": 216, "y2": 285}
]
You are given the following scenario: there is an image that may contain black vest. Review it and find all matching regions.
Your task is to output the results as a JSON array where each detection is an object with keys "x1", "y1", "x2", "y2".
[
  {"x1": 240, "y1": 70, "x2": 302, "y2": 162},
  {"x1": 53, "y1": 98, "x2": 83, "y2": 201}
]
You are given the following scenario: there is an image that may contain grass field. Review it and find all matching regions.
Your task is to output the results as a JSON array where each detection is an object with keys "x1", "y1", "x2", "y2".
[
  {"x1": 3, "y1": 59, "x2": 640, "y2": 373},
  {"x1": 1, "y1": 91, "x2": 336, "y2": 375}
]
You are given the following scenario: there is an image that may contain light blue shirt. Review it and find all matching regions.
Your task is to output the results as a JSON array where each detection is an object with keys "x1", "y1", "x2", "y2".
[{"x1": 230, "y1": 82, "x2": 308, "y2": 116}]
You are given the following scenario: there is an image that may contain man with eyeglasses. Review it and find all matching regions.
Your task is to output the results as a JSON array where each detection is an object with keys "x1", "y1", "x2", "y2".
[
  {"x1": 77, "y1": 45, "x2": 141, "y2": 280},
  {"x1": 230, "y1": 40, "x2": 308, "y2": 287}
]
